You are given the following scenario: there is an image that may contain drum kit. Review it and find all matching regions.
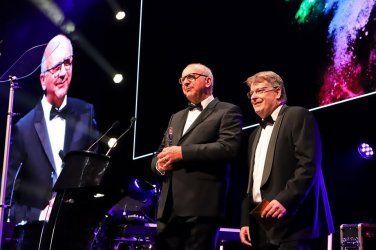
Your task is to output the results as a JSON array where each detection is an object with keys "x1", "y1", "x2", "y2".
[{"x1": 88, "y1": 177, "x2": 159, "y2": 250}]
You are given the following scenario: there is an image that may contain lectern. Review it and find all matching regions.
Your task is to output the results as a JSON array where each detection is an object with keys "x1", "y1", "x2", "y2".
[{"x1": 38, "y1": 150, "x2": 123, "y2": 250}]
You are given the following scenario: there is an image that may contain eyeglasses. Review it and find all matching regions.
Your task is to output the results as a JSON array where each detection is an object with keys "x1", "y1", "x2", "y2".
[
  {"x1": 44, "y1": 56, "x2": 73, "y2": 74},
  {"x1": 179, "y1": 73, "x2": 208, "y2": 85},
  {"x1": 246, "y1": 86, "x2": 278, "y2": 99}
]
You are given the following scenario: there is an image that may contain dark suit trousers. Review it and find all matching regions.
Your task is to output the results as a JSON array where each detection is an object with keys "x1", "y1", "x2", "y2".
[
  {"x1": 247, "y1": 239, "x2": 323, "y2": 250},
  {"x1": 156, "y1": 214, "x2": 218, "y2": 250},
  {"x1": 248, "y1": 216, "x2": 324, "y2": 250}
]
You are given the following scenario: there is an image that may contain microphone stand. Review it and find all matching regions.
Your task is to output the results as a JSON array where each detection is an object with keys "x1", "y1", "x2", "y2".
[
  {"x1": 105, "y1": 118, "x2": 135, "y2": 156},
  {"x1": 0, "y1": 76, "x2": 18, "y2": 247}
]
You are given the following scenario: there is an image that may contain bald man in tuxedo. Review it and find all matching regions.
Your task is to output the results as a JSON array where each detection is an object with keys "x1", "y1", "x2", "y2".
[{"x1": 151, "y1": 63, "x2": 243, "y2": 249}]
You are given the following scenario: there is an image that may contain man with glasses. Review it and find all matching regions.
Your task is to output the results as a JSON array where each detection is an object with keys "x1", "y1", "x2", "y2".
[
  {"x1": 151, "y1": 63, "x2": 243, "y2": 249},
  {"x1": 6, "y1": 34, "x2": 98, "y2": 225},
  {"x1": 240, "y1": 71, "x2": 334, "y2": 249}
]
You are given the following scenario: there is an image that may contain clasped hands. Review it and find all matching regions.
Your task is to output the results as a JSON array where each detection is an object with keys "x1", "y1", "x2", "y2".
[{"x1": 156, "y1": 146, "x2": 183, "y2": 172}]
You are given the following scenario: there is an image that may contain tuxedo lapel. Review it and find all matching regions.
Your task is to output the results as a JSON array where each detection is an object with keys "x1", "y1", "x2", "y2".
[
  {"x1": 246, "y1": 128, "x2": 261, "y2": 194},
  {"x1": 172, "y1": 111, "x2": 188, "y2": 145},
  {"x1": 33, "y1": 103, "x2": 56, "y2": 171},
  {"x1": 260, "y1": 105, "x2": 288, "y2": 187},
  {"x1": 63, "y1": 101, "x2": 79, "y2": 153},
  {"x1": 178, "y1": 98, "x2": 218, "y2": 143}
]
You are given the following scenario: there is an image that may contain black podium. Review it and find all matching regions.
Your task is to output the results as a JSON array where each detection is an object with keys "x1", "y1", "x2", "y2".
[{"x1": 39, "y1": 150, "x2": 123, "y2": 250}]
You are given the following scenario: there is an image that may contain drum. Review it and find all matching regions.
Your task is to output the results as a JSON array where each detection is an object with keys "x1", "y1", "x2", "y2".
[
  {"x1": 89, "y1": 178, "x2": 159, "y2": 249},
  {"x1": 113, "y1": 234, "x2": 155, "y2": 250}
]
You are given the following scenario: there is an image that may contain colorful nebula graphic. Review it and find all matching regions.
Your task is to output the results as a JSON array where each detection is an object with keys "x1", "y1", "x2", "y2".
[{"x1": 292, "y1": 0, "x2": 376, "y2": 105}]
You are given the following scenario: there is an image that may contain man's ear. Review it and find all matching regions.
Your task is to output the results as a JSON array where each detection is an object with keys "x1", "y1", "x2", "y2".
[
  {"x1": 40, "y1": 73, "x2": 46, "y2": 91},
  {"x1": 276, "y1": 88, "x2": 282, "y2": 99},
  {"x1": 205, "y1": 77, "x2": 212, "y2": 88}
]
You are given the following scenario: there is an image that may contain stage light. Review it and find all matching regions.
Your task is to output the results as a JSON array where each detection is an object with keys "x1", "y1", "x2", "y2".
[
  {"x1": 106, "y1": 0, "x2": 126, "y2": 21},
  {"x1": 30, "y1": 0, "x2": 76, "y2": 34},
  {"x1": 61, "y1": 21, "x2": 75, "y2": 33},
  {"x1": 31, "y1": 1, "x2": 122, "y2": 84},
  {"x1": 116, "y1": 11, "x2": 126, "y2": 20},
  {"x1": 358, "y1": 143, "x2": 374, "y2": 159},
  {"x1": 113, "y1": 73, "x2": 123, "y2": 83},
  {"x1": 107, "y1": 137, "x2": 118, "y2": 148}
]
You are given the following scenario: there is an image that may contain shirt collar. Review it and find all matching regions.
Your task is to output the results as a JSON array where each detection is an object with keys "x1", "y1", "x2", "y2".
[
  {"x1": 200, "y1": 95, "x2": 214, "y2": 110},
  {"x1": 42, "y1": 95, "x2": 67, "y2": 110},
  {"x1": 41, "y1": 95, "x2": 68, "y2": 118},
  {"x1": 270, "y1": 104, "x2": 283, "y2": 122}
]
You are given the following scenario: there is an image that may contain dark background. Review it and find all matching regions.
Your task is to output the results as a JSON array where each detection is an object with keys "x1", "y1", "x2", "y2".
[{"x1": 1, "y1": 0, "x2": 375, "y2": 247}]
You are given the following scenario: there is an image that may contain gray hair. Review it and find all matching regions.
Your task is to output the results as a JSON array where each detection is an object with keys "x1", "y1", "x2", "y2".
[
  {"x1": 186, "y1": 63, "x2": 214, "y2": 92},
  {"x1": 40, "y1": 34, "x2": 73, "y2": 73},
  {"x1": 245, "y1": 71, "x2": 287, "y2": 102}
]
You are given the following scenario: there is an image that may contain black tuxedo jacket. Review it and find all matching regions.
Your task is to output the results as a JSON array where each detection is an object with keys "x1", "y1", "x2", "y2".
[
  {"x1": 151, "y1": 98, "x2": 243, "y2": 219},
  {"x1": 241, "y1": 105, "x2": 334, "y2": 244},
  {"x1": 6, "y1": 97, "x2": 97, "y2": 224}
]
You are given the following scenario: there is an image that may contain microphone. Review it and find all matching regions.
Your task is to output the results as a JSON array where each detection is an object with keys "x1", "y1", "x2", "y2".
[
  {"x1": 154, "y1": 115, "x2": 173, "y2": 156},
  {"x1": 105, "y1": 117, "x2": 136, "y2": 156},
  {"x1": 86, "y1": 121, "x2": 120, "y2": 151},
  {"x1": 167, "y1": 127, "x2": 173, "y2": 146}
]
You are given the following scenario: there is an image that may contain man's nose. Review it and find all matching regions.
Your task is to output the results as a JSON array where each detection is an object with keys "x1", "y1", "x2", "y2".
[
  {"x1": 58, "y1": 65, "x2": 67, "y2": 77},
  {"x1": 251, "y1": 95, "x2": 259, "y2": 103},
  {"x1": 183, "y1": 79, "x2": 191, "y2": 86}
]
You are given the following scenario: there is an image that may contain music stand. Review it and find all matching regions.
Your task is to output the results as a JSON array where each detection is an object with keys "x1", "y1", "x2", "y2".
[
  {"x1": 53, "y1": 150, "x2": 111, "y2": 191},
  {"x1": 39, "y1": 150, "x2": 121, "y2": 249}
]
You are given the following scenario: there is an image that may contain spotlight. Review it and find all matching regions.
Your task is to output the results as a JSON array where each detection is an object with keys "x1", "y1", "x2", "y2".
[
  {"x1": 105, "y1": 0, "x2": 126, "y2": 21},
  {"x1": 116, "y1": 11, "x2": 126, "y2": 20},
  {"x1": 107, "y1": 137, "x2": 118, "y2": 148},
  {"x1": 113, "y1": 73, "x2": 123, "y2": 83},
  {"x1": 358, "y1": 143, "x2": 374, "y2": 159},
  {"x1": 61, "y1": 21, "x2": 76, "y2": 34}
]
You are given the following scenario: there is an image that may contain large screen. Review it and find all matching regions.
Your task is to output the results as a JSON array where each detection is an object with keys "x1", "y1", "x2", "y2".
[{"x1": 132, "y1": 0, "x2": 376, "y2": 159}]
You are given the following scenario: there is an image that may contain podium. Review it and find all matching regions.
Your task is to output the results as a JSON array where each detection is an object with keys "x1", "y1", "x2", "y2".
[{"x1": 38, "y1": 150, "x2": 124, "y2": 250}]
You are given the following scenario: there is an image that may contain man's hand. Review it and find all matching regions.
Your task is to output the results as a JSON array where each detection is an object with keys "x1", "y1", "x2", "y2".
[
  {"x1": 156, "y1": 146, "x2": 182, "y2": 171},
  {"x1": 261, "y1": 199, "x2": 287, "y2": 219},
  {"x1": 240, "y1": 226, "x2": 252, "y2": 246},
  {"x1": 156, "y1": 161, "x2": 173, "y2": 173}
]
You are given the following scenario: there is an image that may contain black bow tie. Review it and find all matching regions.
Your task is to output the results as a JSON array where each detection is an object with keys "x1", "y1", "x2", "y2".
[
  {"x1": 188, "y1": 103, "x2": 203, "y2": 111},
  {"x1": 50, "y1": 106, "x2": 68, "y2": 120},
  {"x1": 259, "y1": 115, "x2": 274, "y2": 129}
]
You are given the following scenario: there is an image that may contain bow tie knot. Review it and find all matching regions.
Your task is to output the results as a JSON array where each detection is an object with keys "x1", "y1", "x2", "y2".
[
  {"x1": 259, "y1": 115, "x2": 274, "y2": 128},
  {"x1": 188, "y1": 103, "x2": 203, "y2": 111},
  {"x1": 50, "y1": 106, "x2": 68, "y2": 120}
]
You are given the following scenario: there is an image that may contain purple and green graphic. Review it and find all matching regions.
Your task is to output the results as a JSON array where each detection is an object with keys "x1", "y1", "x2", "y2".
[{"x1": 292, "y1": 0, "x2": 375, "y2": 105}]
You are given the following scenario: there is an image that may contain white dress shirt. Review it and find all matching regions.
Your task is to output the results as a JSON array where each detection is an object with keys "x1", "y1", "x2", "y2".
[
  {"x1": 182, "y1": 95, "x2": 214, "y2": 135},
  {"x1": 156, "y1": 95, "x2": 215, "y2": 175},
  {"x1": 41, "y1": 95, "x2": 67, "y2": 179},
  {"x1": 252, "y1": 105, "x2": 283, "y2": 202}
]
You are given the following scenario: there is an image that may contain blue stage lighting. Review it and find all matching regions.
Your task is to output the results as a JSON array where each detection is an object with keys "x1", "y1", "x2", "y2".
[{"x1": 358, "y1": 143, "x2": 374, "y2": 159}]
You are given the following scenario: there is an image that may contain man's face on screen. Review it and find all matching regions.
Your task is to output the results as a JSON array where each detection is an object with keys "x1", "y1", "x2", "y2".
[{"x1": 40, "y1": 36, "x2": 73, "y2": 107}]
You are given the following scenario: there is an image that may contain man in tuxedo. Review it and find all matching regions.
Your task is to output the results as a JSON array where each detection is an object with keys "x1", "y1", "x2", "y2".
[
  {"x1": 151, "y1": 63, "x2": 243, "y2": 249},
  {"x1": 240, "y1": 71, "x2": 334, "y2": 249},
  {"x1": 6, "y1": 34, "x2": 98, "y2": 224}
]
